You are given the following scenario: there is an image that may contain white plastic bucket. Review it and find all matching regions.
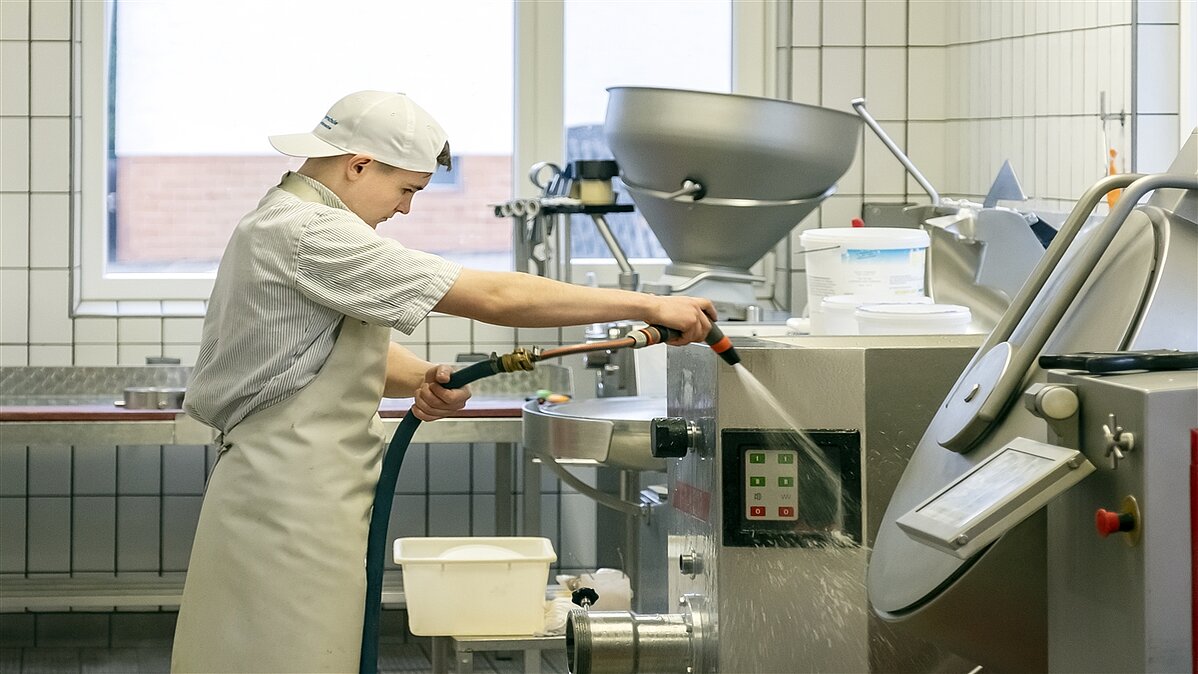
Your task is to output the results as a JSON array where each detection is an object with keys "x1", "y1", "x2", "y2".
[
  {"x1": 394, "y1": 536, "x2": 556, "y2": 636},
  {"x1": 815, "y1": 294, "x2": 933, "y2": 335},
  {"x1": 800, "y1": 228, "x2": 930, "y2": 324},
  {"x1": 855, "y1": 303, "x2": 973, "y2": 335}
]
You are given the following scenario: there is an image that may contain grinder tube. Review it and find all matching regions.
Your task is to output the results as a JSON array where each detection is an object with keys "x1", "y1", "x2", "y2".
[{"x1": 705, "y1": 324, "x2": 741, "y2": 365}]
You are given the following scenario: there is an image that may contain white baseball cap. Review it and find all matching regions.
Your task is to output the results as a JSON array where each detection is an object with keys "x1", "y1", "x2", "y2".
[{"x1": 268, "y1": 90, "x2": 450, "y2": 173}]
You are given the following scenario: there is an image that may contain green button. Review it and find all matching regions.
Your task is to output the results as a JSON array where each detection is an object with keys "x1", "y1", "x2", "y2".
[
  {"x1": 750, "y1": 476, "x2": 766, "y2": 487},
  {"x1": 777, "y1": 453, "x2": 795, "y2": 464},
  {"x1": 778, "y1": 476, "x2": 794, "y2": 487},
  {"x1": 749, "y1": 453, "x2": 766, "y2": 464}
]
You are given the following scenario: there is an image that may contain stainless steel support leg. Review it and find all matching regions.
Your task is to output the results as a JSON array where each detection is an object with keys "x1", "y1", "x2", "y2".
[
  {"x1": 495, "y1": 442, "x2": 514, "y2": 536},
  {"x1": 431, "y1": 636, "x2": 453, "y2": 673},
  {"x1": 522, "y1": 446, "x2": 542, "y2": 536},
  {"x1": 524, "y1": 649, "x2": 543, "y2": 673}
]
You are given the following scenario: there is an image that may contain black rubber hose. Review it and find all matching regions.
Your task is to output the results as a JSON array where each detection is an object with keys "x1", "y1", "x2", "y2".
[{"x1": 360, "y1": 358, "x2": 504, "y2": 674}]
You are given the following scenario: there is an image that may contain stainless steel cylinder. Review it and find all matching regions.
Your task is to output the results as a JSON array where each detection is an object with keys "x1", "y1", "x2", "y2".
[{"x1": 566, "y1": 610, "x2": 692, "y2": 674}]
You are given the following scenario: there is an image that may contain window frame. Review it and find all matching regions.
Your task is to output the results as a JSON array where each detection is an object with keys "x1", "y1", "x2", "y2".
[{"x1": 74, "y1": 0, "x2": 770, "y2": 310}]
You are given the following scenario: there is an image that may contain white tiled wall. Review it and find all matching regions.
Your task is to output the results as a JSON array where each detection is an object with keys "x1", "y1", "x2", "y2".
[{"x1": 777, "y1": 0, "x2": 1192, "y2": 315}]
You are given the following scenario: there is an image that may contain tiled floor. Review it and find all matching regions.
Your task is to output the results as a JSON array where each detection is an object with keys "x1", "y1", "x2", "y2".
[{"x1": 0, "y1": 643, "x2": 568, "y2": 674}]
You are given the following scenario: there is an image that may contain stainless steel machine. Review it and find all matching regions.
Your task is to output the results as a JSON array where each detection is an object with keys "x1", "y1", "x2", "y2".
[
  {"x1": 605, "y1": 87, "x2": 860, "y2": 319},
  {"x1": 566, "y1": 333, "x2": 984, "y2": 673},
  {"x1": 1042, "y1": 367, "x2": 1196, "y2": 672},
  {"x1": 867, "y1": 131, "x2": 1198, "y2": 671}
]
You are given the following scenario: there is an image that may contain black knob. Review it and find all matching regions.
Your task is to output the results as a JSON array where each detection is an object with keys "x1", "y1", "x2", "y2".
[
  {"x1": 652, "y1": 417, "x2": 691, "y2": 458},
  {"x1": 571, "y1": 587, "x2": 599, "y2": 608}
]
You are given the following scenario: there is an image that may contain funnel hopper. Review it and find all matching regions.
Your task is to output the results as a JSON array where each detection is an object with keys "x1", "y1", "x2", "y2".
[{"x1": 606, "y1": 87, "x2": 860, "y2": 270}]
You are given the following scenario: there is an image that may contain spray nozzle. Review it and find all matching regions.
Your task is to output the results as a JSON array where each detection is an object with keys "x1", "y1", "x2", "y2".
[{"x1": 704, "y1": 324, "x2": 741, "y2": 366}]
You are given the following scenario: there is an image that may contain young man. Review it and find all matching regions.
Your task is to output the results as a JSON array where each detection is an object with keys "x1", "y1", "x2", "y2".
[{"x1": 171, "y1": 90, "x2": 715, "y2": 673}]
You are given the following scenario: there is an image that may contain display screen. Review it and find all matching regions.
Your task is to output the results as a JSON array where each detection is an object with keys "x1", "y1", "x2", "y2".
[{"x1": 916, "y1": 448, "x2": 1055, "y2": 528}]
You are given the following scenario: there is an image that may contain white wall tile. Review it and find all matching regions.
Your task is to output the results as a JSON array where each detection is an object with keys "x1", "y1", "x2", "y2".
[
  {"x1": 865, "y1": 0, "x2": 907, "y2": 46},
  {"x1": 823, "y1": 0, "x2": 865, "y2": 46},
  {"x1": 118, "y1": 344, "x2": 161, "y2": 366},
  {"x1": 515, "y1": 326, "x2": 561, "y2": 344},
  {"x1": 792, "y1": 0, "x2": 821, "y2": 46},
  {"x1": 1137, "y1": 24, "x2": 1180, "y2": 115},
  {"x1": 0, "y1": 345, "x2": 28, "y2": 366},
  {"x1": 391, "y1": 320, "x2": 427, "y2": 345},
  {"x1": 790, "y1": 47, "x2": 822, "y2": 105},
  {"x1": 560, "y1": 324, "x2": 587, "y2": 343},
  {"x1": 28, "y1": 192, "x2": 69, "y2": 267},
  {"x1": 72, "y1": 316, "x2": 114, "y2": 342},
  {"x1": 30, "y1": 41, "x2": 70, "y2": 116},
  {"x1": 27, "y1": 497, "x2": 70, "y2": 572},
  {"x1": 1135, "y1": 114, "x2": 1181, "y2": 173},
  {"x1": 0, "y1": 117, "x2": 30, "y2": 192},
  {"x1": 28, "y1": 344, "x2": 71, "y2": 365},
  {"x1": 428, "y1": 344, "x2": 468, "y2": 364},
  {"x1": 30, "y1": 0, "x2": 70, "y2": 40},
  {"x1": 817, "y1": 195, "x2": 865, "y2": 229},
  {"x1": 821, "y1": 47, "x2": 864, "y2": 113},
  {"x1": 73, "y1": 497, "x2": 116, "y2": 572},
  {"x1": 162, "y1": 317, "x2": 203, "y2": 343},
  {"x1": 472, "y1": 321, "x2": 516, "y2": 344},
  {"x1": 116, "y1": 496, "x2": 159, "y2": 572},
  {"x1": 161, "y1": 343, "x2": 200, "y2": 366},
  {"x1": 116, "y1": 300, "x2": 162, "y2": 316},
  {"x1": 1139, "y1": 0, "x2": 1180, "y2": 24},
  {"x1": 427, "y1": 314, "x2": 471, "y2": 344},
  {"x1": 0, "y1": 41, "x2": 30, "y2": 116},
  {"x1": 905, "y1": 121, "x2": 947, "y2": 199},
  {"x1": 28, "y1": 268, "x2": 71, "y2": 343},
  {"x1": 429, "y1": 494, "x2": 471, "y2": 537},
  {"x1": 74, "y1": 343, "x2": 117, "y2": 366},
  {"x1": 864, "y1": 47, "x2": 907, "y2": 119},
  {"x1": 907, "y1": 47, "x2": 946, "y2": 119},
  {"x1": 863, "y1": 125, "x2": 908, "y2": 194},
  {"x1": 909, "y1": 0, "x2": 947, "y2": 45},
  {"x1": 0, "y1": 193, "x2": 30, "y2": 267},
  {"x1": 160, "y1": 300, "x2": 207, "y2": 316},
  {"x1": 29, "y1": 116, "x2": 70, "y2": 192},
  {"x1": 118, "y1": 317, "x2": 162, "y2": 343},
  {"x1": 0, "y1": 0, "x2": 30, "y2": 40}
]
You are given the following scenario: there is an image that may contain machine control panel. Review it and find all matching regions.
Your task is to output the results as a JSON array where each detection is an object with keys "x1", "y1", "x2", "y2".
[
  {"x1": 722, "y1": 429, "x2": 860, "y2": 548},
  {"x1": 743, "y1": 449, "x2": 800, "y2": 521}
]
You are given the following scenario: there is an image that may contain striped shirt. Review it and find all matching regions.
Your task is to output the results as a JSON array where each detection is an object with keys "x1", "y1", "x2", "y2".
[{"x1": 185, "y1": 172, "x2": 462, "y2": 433}]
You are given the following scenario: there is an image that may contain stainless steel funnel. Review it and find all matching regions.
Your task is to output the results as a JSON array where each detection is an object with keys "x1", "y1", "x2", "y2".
[{"x1": 605, "y1": 87, "x2": 860, "y2": 273}]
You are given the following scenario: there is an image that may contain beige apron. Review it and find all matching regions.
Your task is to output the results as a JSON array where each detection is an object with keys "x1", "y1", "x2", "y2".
[{"x1": 173, "y1": 176, "x2": 391, "y2": 673}]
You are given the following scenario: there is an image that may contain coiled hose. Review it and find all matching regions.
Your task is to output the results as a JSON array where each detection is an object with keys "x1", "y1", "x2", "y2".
[{"x1": 360, "y1": 353, "x2": 531, "y2": 674}]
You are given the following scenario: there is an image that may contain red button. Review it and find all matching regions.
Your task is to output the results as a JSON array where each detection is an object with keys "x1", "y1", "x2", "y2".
[
  {"x1": 1095, "y1": 509, "x2": 1122, "y2": 537},
  {"x1": 778, "y1": 506, "x2": 795, "y2": 517},
  {"x1": 749, "y1": 506, "x2": 766, "y2": 517}
]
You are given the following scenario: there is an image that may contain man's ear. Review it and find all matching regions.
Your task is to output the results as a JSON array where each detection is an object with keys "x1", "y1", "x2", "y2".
[{"x1": 346, "y1": 154, "x2": 373, "y2": 179}]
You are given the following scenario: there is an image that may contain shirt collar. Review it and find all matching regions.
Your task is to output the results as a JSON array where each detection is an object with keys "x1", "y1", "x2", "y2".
[{"x1": 277, "y1": 171, "x2": 352, "y2": 211}]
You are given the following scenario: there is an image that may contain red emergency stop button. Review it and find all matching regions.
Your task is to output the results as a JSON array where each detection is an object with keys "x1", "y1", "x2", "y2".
[{"x1": 1095, "y1": 508, "x2": 1136, "y2": 537}]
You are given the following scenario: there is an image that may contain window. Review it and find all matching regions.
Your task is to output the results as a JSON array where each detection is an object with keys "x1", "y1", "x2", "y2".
[
  {"x1": 77, "y1": 0, "x2": 767, "y2": 306},
  {"x1": 562, "y1": 0, "x2": 732, "y2": 261}
]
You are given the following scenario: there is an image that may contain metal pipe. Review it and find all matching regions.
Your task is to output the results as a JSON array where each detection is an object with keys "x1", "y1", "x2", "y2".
[
  {"x1": 566, "y1": 610, "x2": 692, "y2": 674},
  {"x1": 589, "y1": 213, "x2": 639, "y2": 291},
  {"x1": 851, "y1": 97, "x2": 940, "y2": 206}
]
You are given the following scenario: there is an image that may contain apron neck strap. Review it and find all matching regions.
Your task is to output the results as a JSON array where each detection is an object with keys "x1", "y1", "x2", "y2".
[{"x1": 278, "y1": 172, "x2": 329, "y2": 204}]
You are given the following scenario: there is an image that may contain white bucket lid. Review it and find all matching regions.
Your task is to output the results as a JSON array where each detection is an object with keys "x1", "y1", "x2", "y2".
[
  {"x1": 821, "y1": 294, "x2": 932, "y2": 310},
  {"x1": 855, "y1": 303, "x2": 972, "y2": 324},
  {"x1": 799, "y1": 227, "x2": 930, "y2": 250}
]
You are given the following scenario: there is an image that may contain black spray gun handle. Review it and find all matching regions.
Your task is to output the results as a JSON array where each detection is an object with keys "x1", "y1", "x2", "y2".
[{"x1": 643, "y1": 323, "x2": 741, "y2": 366}]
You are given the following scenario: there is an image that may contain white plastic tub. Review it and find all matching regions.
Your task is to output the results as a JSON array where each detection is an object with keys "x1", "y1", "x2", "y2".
[
  {"x1": 855, "y1": 303, "x2": 973, "y2": 335},
  {"x1": 800, "y1": 228, "x2": 930, "y2": 325},
  {"x1": 394, "y1": 537, "x2": 556, "y2": 636},
  {"x1": 814, "y1": 294, "x2": 933, "y2": 335}
]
